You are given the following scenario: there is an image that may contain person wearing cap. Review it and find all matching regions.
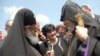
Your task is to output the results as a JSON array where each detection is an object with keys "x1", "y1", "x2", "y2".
[
  {"x1": 60, "y1": 1, "x2": 100, "y2": 56},
  {"x1": 0, "y1": 8, "x2": 42, "y2": 56}
]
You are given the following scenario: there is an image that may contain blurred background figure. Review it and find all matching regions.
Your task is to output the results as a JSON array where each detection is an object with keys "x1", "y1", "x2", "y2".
[
  {"x1": 82, "y1": 5, "x2": 100, "y2": 39},
  {"x1": 0, "y1": 31, "x2": 4, "y2": 40},
  {"x1": 56, "y1": 24, "x2": 73, "y2": 46},
  {"x1": 81, "y1": 5, "x2": 100, "y2": 24},
  {"x1": 0, "y1": 20, "x2": 13, "y2": 48},
  {"x1": 81, "y1": 5, "x2": 93, "y2": 18},
  {"x1": 0, "y1": 31, "x2": 4, "y2": 48},
  {"x1": 56, "y1": 24, "x2": 66, "y2": 37},
  {"x1": 5, "y1": 19, "x2": 13, "y2": 33}
]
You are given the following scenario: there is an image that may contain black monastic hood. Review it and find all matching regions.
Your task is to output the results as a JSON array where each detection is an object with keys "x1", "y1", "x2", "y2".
[{"x1": 60, "y1": 1, "x2": 99, "y2": 27}]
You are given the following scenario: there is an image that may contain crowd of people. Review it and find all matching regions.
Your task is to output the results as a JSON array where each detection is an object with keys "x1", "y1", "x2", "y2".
[{"x1": 0, "y1": 1, "x2": 100, "y2": 56}]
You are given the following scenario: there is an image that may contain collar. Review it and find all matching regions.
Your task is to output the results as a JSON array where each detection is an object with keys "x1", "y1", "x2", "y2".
[{"x1": 49, "y1": 38, "x2": 58, "y2": 46}]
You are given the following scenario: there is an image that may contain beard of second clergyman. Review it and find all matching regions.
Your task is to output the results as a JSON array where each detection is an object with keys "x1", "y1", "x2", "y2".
[{"x1": 25, "y1": 31, "x2": 40, "y2": 45}]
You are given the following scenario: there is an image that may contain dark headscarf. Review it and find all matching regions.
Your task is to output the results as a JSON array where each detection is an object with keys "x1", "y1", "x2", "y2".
[{"x1": 0, "y1": 8, "x2": 41, "y2": 56}]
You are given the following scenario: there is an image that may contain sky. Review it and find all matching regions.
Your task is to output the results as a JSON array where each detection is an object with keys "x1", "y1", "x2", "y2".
[{"x1": 0, "y1": 0, "x2": 100, "y2": 34}]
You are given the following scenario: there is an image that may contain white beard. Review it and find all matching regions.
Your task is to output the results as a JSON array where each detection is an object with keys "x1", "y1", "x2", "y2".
[{"x1": 25, "y1": 30, "x2": 40, "y2": 45}]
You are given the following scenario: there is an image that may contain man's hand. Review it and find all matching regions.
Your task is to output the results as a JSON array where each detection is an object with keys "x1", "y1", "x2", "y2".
[
  {"x1": 75, "y1": 26, "x2": 89, "y2": 41},
  {"x1": 45, "y1": 50, "x2": 55, "y2": 56}
]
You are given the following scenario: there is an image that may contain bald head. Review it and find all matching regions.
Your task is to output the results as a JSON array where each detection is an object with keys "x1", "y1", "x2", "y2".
[
  {"x1": 81, "y1": 5, "x2": 93, "y2": 17},
  {"x1": 5, "y1": 20, "x2": 13, "y2": 32}
]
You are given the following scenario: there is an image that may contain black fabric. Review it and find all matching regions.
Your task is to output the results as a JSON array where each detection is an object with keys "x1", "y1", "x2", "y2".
[
  {"x1": 95, "y1": 15, "x2": 100, "y2": 24},
  {"x1": 0, "y1": 40, "x2": 4, "y2": 49},
  {"x1": 94, "y1": 15, "x2": 100, "y2": 40},
  {"x1": 24, "y1": 9, "x2": 36, "y2": 26},
  {"x1": 0, "y1": 8, "x2": 41, "y2": 56},
  {"x1": 93, "y1": 41, "x2": 100, "y2": 56},
  {"x1": 60, "y1": 1, "x2": 98, "y2": 27},
  {"x1": 38, "y1": 40, "x2": 49, "y2": 56},
  {"x1": 87, "y1": 38, "x2": 97, "y2": 56},
  {"x1": 68, "y1": 37, "x2": 77, "y2": 56},
  {"x1": 68, "y1": 37, "x2": 100, "y2": 56},
  {"x1": 26, "y1": 37, "x2": 43, "y2": 55}
]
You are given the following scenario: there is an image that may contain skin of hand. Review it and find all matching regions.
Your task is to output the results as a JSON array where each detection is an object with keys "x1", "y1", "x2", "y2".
[
  {"x1": 45, "y1": 50, "x2": 55, "y2": 56},
  {"x1": 75, "y1": 26, "x2": 89, "y2": 41}
]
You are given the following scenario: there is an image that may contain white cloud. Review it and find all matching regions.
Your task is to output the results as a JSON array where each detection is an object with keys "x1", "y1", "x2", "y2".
[
  {"x1": 36, "y1": 14, "x2": 50, "y2": 27},
  {"x1": 4, "y1": 6, "x2": 50, "y2": 28},
  {"x1": 4, "y1": 6, "x2": 23, "y2": 20}
]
